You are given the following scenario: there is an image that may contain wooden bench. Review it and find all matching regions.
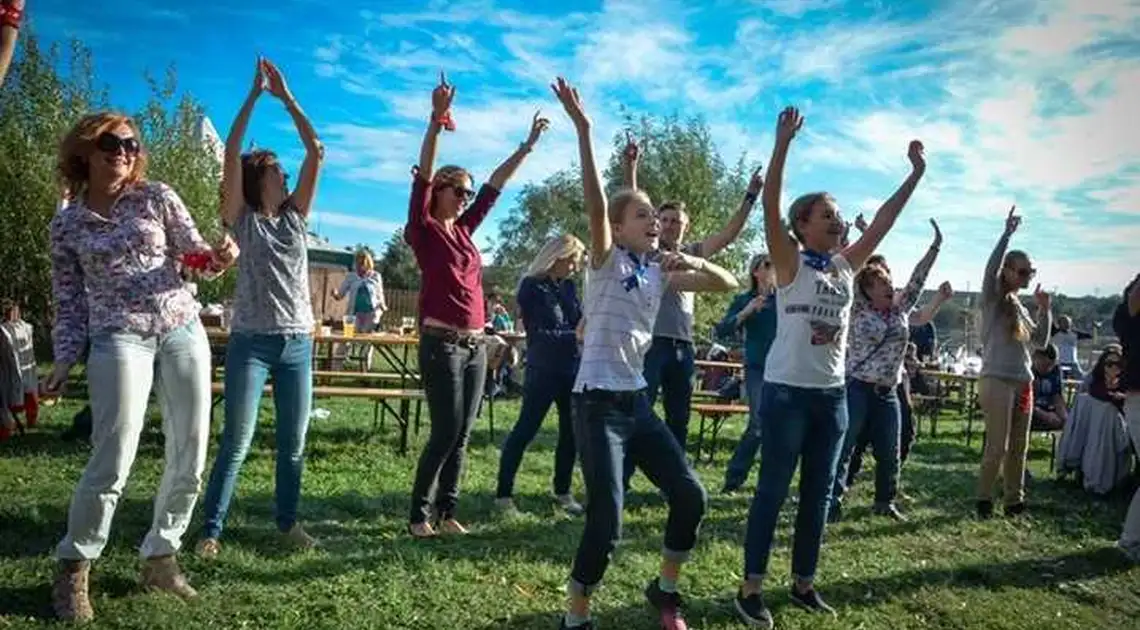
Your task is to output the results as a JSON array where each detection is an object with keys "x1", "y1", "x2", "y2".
[
  {"x1": 312, "y1": 370, "x2": 420, "y2": 384},
  {"x1": 209, "y1": 383, "x2": 424, "y2": 455},
  {"x1": 691, "y1": 402, "x2": 749, "y2": 463}
]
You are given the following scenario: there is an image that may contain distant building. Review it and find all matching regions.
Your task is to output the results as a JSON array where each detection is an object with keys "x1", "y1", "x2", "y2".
[{"x1": 196, "y1": 115, "x2": 223, "y2": 166}]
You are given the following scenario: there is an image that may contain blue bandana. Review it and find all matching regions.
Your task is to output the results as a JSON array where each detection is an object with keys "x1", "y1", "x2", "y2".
[
  {"x1": 620, "y1": 248, "x2": 649, "y2": 292},
  {"x1": 801, "y1": 249, "x2": 832, "y2": 272}
]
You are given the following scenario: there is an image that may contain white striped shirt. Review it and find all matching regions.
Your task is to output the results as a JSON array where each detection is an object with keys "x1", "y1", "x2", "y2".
[{"x1": 574, "y1": 247, "x2": 666, "y2": 392}]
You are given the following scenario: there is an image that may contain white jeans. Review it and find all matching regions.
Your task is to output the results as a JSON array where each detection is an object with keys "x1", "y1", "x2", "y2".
[
  {"x1": 1119, "y1": 394, "x2": 1140, "y2": 546},
  {"x1": 56, "y1": 321, "x2": 212, "y2": 560}
]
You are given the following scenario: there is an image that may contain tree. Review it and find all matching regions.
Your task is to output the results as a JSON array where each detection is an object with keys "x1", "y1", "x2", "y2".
[
  {"x1": 378, "y1": 229, "x2": 420, "y2": 290},
  {"x1": 0, "y1": 32, "x2": 225, "y2": 356}
]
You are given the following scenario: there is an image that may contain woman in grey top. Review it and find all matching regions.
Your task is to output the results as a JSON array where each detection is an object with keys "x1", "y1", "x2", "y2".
[
  {"x1": 975, "y1": 206, "x2": 1051, "y2": 519},
  {"x1": 198, "y1": 58, "x2": 324, "y2": 557}
]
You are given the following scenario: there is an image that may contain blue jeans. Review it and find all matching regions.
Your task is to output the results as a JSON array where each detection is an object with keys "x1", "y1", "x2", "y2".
[
  {"x1": 569, "y1": 388, "x2": 707, "y2": 595},
  {"x1": 743, "y1": 382, "x2": 847, "y2": 581},
  {"x1": 644, "y1": 337, "x2": 696, "y2": 447},
  {"x1": 724, "y1": 367, "x2": 766, "y2": 490},
  {"x1": 832, "y1": 379, "x2": 901, "y2": 509},
  {"x1": 201, "y1": 332, "x2": 314, "y2": 539},
  {"x1": 496, "y1": 366, "x2": 576, "y2": 498}
]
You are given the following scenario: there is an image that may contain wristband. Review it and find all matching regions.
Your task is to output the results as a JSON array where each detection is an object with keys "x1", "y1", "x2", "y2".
[
  {"x1": 434, "y1": 110, "x2": 456, "y2": 132},
  {"x1": 0, "y1": 5, "x2": 22, "y2": 29},
  {"x1": 744, "y1": 191, "x2": 758, "y2": 205}
]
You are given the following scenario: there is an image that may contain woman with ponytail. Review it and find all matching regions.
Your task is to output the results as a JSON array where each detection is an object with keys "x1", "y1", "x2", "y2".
[{"x1": 975, "y1": 206, "x2": 1052, "y2": 519}]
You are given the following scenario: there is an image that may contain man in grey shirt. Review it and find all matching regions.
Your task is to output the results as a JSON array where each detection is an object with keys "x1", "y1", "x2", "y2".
[{"x1": 620, "y1": 136, "x2": 763, "y2": 478}]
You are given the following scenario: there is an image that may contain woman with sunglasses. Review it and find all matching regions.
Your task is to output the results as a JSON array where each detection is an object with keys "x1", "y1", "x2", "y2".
[
  {"x1": 974, "y1": 206, "x2": 1052, "y2": 519},
  {"x1": 1114, "y1": 275, "x2": 1140, "y2": 562},
  {"x1": 735, "y1": 106, "x2": 925, "y2": 628},
  {"x1": 717, "y1": 253, "x2": 778, "y2": 494},
  {"x1": 198, "y1": 58, "x2": 324, "y2": 557},
  {"x1": 406, "y1": 72, "x2": 549, "y2": 538},
  {"x1": 45, "y1": 112, "x2": 236, "y2": 622}
]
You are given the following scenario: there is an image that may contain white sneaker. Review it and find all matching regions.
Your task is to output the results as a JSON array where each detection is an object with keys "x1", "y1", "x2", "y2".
[{"x1": 555, "y1": 494, "x2": 584, "y2": 516}]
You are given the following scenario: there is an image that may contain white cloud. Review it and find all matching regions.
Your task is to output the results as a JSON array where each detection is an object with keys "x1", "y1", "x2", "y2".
[{"x1": 311, "y1": 211, "x2": 405, "y2": 236}]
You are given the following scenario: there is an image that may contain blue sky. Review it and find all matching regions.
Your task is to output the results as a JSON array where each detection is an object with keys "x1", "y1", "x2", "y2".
[{"x1": 29, "y1": 0, "x2": 1140, "y2": 297}]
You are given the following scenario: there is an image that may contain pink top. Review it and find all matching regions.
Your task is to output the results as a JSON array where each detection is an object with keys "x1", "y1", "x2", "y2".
[{"x1": 50, "y1": 181, "x2": 209, "y2": 366}]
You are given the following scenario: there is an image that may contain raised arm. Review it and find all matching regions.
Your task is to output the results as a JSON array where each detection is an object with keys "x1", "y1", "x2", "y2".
[
  {"x1": 622, "y1": 131, "x2": 639, "y2": 190},
  {"x1": 263, "y1": 60, "x2": 323, "y2": 218},
  {"x1": 765, "y1": 107, "x2": 804, "y2": 285},
  {"x1": 983, "y1": 205, "x2": 1019, "y2": 299},
  {"x1": 715, "y1": 292, "x2": 752, "y2": 339},
  {"x1": 896, "y1": 218, "x2": 942, "y2": 310},
  {"x1": 910, "y1": 281, "x2": 953, "y2": 326},
  {"x1": 699, "y1": 166, "x2": 762, "y2": 258},
  {"x1": 842, "y1": 140, "x2": 926, "y2": 269},
  {"x1": 664, "y1": 251, "x2": 740, "y2": 293},
  {"x1": 221, "y1": 58, "x2": 263, "y2": 227},
  {"x1": 486, "y1": 111, "x2": 550, "y2": 191},
  {"x1": 553, "y1": 77, "x2": 610, "y2": 268},
  {"x1": 0, "y1": 0, "x2": 23, "y2": 89},
  {"x1": 1031, "y1": 284, "x2": 1053, "y2": 346}
]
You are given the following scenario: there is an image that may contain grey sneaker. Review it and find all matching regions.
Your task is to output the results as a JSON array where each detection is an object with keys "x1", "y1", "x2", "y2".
[{"x1": 555, "y1": 494, "x2": 584, "y2": 516}]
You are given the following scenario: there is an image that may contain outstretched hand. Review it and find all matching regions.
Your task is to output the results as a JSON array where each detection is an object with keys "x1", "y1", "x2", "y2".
[
  {"x1": 1004, "y1": 204, "x2": 1021, "y2": 236},
  {"x1": 908, "y1": 140, "x2": 926, "y2": 174},
  {"x1": 432, "y1": 71, "x2": 456, "y2": 118},
  {"x1": 1034, "y1": 283, "x2": 1051, "y2": 310},
  {"x1": 523, "y1": 111, "x2": 550, "y2": 149},
  {"x1": 776, "y1": 106, "x2": 804, "y2": 145},
  {"x1": 854, "y1": 213, "x2": 868, "y2": 233},
  {"x1": 551, "y1": 77, "x2": 589, "y2": 129},
  {"x1": 261, "y1": 59, "x2": 292, "y2": 101},
  {"x1": 250, "y1": 56, "x2": 266, "y2": 96},
  {"x1": 623, "y1": 130, "x2": 640, "y2": 164},
  {"x1": 747, "y1": 166, "x2": 764, "y2": 195}
]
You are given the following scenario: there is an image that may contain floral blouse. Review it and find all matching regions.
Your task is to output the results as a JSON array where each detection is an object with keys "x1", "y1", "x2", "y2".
[
  {"x1": 846, "y1": 255, "x2": 935, "y2": 386},
  {"x1": 50, "y1": 182, "x2": 209, "y2": 366}
]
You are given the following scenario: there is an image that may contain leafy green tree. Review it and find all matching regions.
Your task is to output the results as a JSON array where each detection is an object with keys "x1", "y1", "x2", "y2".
[{"x1": 377, "y1": 229, "x2": 420, "y2": 290}]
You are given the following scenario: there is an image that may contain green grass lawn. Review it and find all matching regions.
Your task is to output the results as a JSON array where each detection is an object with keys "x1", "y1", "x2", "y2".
[{"x1": 2, "y1": 395, "x2": 1139, "y2": 629}]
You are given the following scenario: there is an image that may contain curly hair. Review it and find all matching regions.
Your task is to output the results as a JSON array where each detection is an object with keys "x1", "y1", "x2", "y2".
[
  {"x1": 855, "y1": 263, "x2": 892, "y2": 302},
  {"x1": 57, "y1": 112, "x2": 147, "y2": 200}
]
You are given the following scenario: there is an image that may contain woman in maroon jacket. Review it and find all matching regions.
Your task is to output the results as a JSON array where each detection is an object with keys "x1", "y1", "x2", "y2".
[{"x1": 406, "y1": 72, "x2": 549, "y2": 538}]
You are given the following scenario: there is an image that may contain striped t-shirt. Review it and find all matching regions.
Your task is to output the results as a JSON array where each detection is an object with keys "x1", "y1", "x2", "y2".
[{"x1": 573, "y1": 247, "x2": 666, "y2": 392}]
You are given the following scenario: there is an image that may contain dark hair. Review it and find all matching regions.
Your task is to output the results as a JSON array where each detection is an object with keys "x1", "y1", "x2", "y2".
[
  {"x1": 1089, "y1": 346, "x2": 1124, "y2": 404},
  {"x1": 1034, "y1": 343, "x2": 1058, "y2": 362},
  {"x1": 855, "y1": 264, "x2": 892, "y2": 301},
  {"x1": 866, "y1": 254, "x2": 890, "y2": 274},
  {"x1": 748, "y1": 253, "x2": 770, "y2": 295},
  {"x1": 241, "y1": 150, "x2": 288, "y2": 210},
  {"x1": 1, "y1": 299, "x2": 15, "y2": 316}
]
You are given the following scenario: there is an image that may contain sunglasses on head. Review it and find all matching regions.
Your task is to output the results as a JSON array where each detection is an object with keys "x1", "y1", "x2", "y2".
[{"x1": 94, "y1": 132, "x2": 141, "y2": 156}]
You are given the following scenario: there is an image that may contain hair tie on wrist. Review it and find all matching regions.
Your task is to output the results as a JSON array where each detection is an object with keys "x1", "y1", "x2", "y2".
[
  {"x1": 0, "y1": 5, "x2": 23, "y2": 29},
  {"x1": 435, "y1": 111, "x2": 456, "y2": 132}
]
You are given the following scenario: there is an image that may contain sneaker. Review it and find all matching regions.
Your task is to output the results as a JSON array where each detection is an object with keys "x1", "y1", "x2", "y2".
[
  {"x1": 555, "y1": 494, "x2": 584, "y2": 516},
  {"x1": 644, "y1": 578, "x2": 687, "y2": 629},
  {"x1": 1004, "y1": 502, "x2": 1027, "y2": 517},
  {"x1": 976, "y1": 500, "x2": 994, "y2": 520},
  {"x1": 408, "y1": 522, "x2": 438, "y2": 539},
  {"x1": 282, "y1": 524, "x2": 318, "y2": 549},
  {"x1": 437, "y1": 518, "x2": 469, "y2": 535},
  {"x1": 733, "y1": 588, "x2": 773, "y2": 629},
  {"x1": 52, "y1": 559, "x2": 94, "y2": 622},
  {"x1": 789, "y1": 585, "x2": 836, "y2": 617},
  {"x1": 196, "y1": 538, "x2": 221, "y2": 560},
  {"x1": 140, "y1": 555, "x2": 198, "y2": 600},
  {"x1": 873, "y1": 503, "x2": 907, "y2": 522},
  {"x1": 826, "y1": 502, "x2": 843, "y2": 524},
  {"x1": 494, "y1": 497, "x2": 522, "y2": 518}
]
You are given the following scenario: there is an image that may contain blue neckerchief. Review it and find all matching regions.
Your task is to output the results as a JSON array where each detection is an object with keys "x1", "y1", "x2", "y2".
[
  {"x1": 801, "y1": 249, "x2": 832, "y2": 272},
  {"x1": 620, "y1": 248, "x2": 649, "y2": 292}
]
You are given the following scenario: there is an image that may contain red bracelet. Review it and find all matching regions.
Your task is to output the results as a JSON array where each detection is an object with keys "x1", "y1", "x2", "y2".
[
  {"x1": 0, "y1": 6, "x2": 22, "y2": 29},
  {"x1": 435, "y1": 110, "x2": 456, "y2": 132}
]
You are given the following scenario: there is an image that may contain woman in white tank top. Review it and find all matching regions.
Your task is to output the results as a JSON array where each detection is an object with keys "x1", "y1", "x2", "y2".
[{"x1": 733, "y1": 106, "x2": 927, "y2": 629}]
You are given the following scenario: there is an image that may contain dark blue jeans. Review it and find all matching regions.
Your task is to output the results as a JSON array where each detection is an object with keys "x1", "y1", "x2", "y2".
[
  {"x1": 569, "y1": 388, "x2": 707, "y2": 596},
  {"x1": 832, "y1": 379, "x2": 901, "y2": 509},
  {"x1": 201, "y1": 332, "x2": 314, "y2": 539},
  {"x1": 743, "y1": 382, "x2": 847, "y2": 581},
  {"x1": 496, "y1": 366, "x2": 576, "y2": 498},
  {"x1": 724, "y1": 367, "x2": 766, "y2": 490},
  {"x1": 644, "y1": 337, "x2": 696, "y2": 448},
  {"x1": 409, "y1": 333, "x2": 487, "y2": 524}
]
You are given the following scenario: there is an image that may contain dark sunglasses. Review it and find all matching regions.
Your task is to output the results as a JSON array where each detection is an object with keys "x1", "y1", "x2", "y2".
[
  {"x1": 1015, "y1": 266, "x2": 1036, "y2": 278},
  {"x1": 440, "y1": 183, "x2": 476, "y2": 201},
  {"x1": 94, "y1": 132, "x2": 141, "y2": 156},
  {"x1": 1106, "y1": 360, "x2": 1122, "y2": 368}
]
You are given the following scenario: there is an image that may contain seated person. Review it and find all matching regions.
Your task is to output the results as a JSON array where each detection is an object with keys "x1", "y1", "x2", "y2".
[
  {"x1": 904, "y1": 341, "x2": 933, "y2": 396},
  {"x1": 1031, "y1": 343, "x2": 1067, "y2": 431},
  {"x1": 1089, "y1": 346, "x2": 1126, "y2": 413}
]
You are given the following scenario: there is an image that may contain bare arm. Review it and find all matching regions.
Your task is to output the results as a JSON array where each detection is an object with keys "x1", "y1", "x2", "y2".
[
  {"x1": 843, "y1": 141, "x2": 926, "y2": 269},
  {"x1": 553, "y1": 78, "x2": 610, "y2": 268},
  {"x1": 621, "y1": 131, "x2": 639, "y2": 190},
  {"x1": 263, "y1": 60, "x2": 322, "y2": 218},
  {"x1": 699, "y1": 166, "x2": 762, "y2": 258},
  {"x1": 764, "y1": 107, "x2": 803, "y2": 285},
  {"x1": 910, "y1": 282, "x2": 953, "y2": 326},
  {"x1": 221, "y1": 59, "x2": 263, "y2": 227},
  {"x1": 983, "y1": 206, "x2": 1019, "y2": 299},
  {"x1": 665, "y1": 253, "x2": 739, "y2": 293},
  {"x1": 487, "y1": 112, "x2": 549, "y2": 191},
  {"x1": 896, "y1": 219, "x2": 942, "y2": 310}
]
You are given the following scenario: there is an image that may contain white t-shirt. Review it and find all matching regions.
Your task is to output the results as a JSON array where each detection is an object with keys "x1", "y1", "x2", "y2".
[
  {"x1": 574, "y1": 247, "x2": 666, "y2": 392},
  {"x1": 764, "y1": 253, "x2": 855, "y2": 389}
]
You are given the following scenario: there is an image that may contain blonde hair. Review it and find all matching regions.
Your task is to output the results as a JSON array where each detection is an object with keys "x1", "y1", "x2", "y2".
[
  {"x1": 58, "y1": 112, "x2": 147, "y2": 201},
  {"x1": 999, "y1": 250, "x2": 1031, "y2": 342},
  {"x1": 787, "y1": 192, "x2": 835, "y2": 243},
  {"x1": 609, "y1": 188, "x2": 653, "y2": 224},
  {"x1": 519, "y1": 234, "x2": 586, "y2": 290},
  {"x1": 355, "y1": 250, "x2": 375, "y2": 273}
]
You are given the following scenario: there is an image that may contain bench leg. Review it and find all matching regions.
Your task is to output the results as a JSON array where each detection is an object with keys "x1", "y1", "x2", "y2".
[
  {"x1": 488, "y1": 395, "x2": 496, "y2": 443},
  {"x1": 694, "y1": 413, "x2": 707, "y2": 464}
]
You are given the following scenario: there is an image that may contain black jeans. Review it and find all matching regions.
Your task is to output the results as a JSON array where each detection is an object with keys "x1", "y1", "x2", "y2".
[
  {"x1": 569, "y1": 388, "x2": 707, "y2": 596},
  {"x1": 496, "y1": 366, "x2": 577, "y2": 498},
  {"x1": 409, "y1": 332, "x2": 487, "y2": 524}
]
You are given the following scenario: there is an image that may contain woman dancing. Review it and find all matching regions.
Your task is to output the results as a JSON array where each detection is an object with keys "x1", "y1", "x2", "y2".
[
  {"x1": 495, "y1": 234, "x2": 587, "y2": 516},
  {"x1": 46, "y1": 112, "x2": 236, "y2": 621},
  {"x1": 199, "y1": 57, "x2": 324, "y2": 556},
  {"x1": 735, "y1": 106, "x2": 926, "y2": 628},
  {"x1": 553, "y1": 77, "x2": 739, "y2": 630},
  {"x1": 406, "y1": 72, "x2": 549, "y2": 538}
]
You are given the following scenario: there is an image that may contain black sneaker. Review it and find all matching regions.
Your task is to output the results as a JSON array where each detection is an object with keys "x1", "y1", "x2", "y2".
[
  {"x1": 644, "y1": 578, "x2": 687, "y2": 629},
  {"x1": 976, "y1": 500, "x2": 994, "y2": 520},
  {"x1": 1004, "y1": 502, "x2": 1027, "y2": 517},
  {"x1": 789, "y1": 586, "x2": 836, "y2": 617},
  {"x1": 558, "y1": 616, "x2": 595, "y2": 629},
  {"x1": 734, "y1": 588, "x2": 773, "y2": 629},
  {"x1": 873, "y1": 503, "x2": 907, "y2": 522},
  {"x1": 826, "y1": 502, "x2": 843, "y2": 524}
]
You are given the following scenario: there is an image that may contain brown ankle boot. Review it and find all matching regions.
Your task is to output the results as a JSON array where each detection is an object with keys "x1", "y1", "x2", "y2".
[
  {"x1": 52, "y1": 559, "x2": 94, "y2": 622},
  {"x1": 140, "y1": 555, "x2": 198, "y2": 600}
]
